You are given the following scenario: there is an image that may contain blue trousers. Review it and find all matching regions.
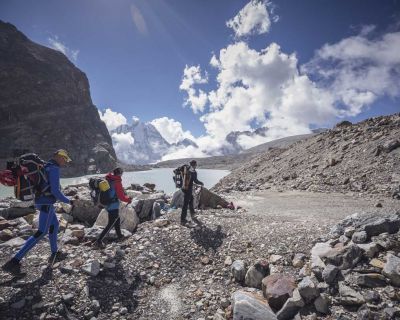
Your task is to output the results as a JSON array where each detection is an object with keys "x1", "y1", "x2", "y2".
[{"x1": 14, "y1": 204, "x2": 59, "y2": 261}]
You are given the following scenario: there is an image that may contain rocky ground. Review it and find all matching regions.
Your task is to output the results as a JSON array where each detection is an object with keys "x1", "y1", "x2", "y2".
[
  {"x1": 213, "y1": 113, "x2": 400, "y2": 199},
  {"x1": 1, "y1": 188, "x2": 399, "y2": 320}
]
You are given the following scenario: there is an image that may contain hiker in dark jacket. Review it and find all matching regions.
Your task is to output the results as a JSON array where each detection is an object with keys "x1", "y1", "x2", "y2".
[
  {"x1": 181, "y1": 160, "x2": 203, "y2": 226},
  {"x1": 2, "y1": 149, "x2": 74, "y2": 274},
  {"x1": 94, "y1": 167, "x2": 132, "y2": 248}
]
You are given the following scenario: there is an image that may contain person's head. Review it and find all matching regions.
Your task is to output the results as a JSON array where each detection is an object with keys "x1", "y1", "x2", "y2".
[
  {"x1": 189, "y1": 160, "x2": 197, "y2": 168},
  {"x1": 113, "y1": 167, "x2": 123, "y2": 176},
  {"x1": 53, "y1": 149, "x2": 72, "y2": 167}
]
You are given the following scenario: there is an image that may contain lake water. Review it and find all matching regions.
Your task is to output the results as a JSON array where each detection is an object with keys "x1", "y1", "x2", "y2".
[{"x1": 0, "y1": 168, "x2": 230, "y2": 199}]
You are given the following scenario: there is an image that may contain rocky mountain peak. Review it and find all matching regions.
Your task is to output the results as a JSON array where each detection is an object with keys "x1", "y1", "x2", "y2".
[{"x1": 0, "y1": 21, "x2": 116, "y2": 176}]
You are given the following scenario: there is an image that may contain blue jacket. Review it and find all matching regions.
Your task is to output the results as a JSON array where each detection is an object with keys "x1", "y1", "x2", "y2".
[{"x1": 35, "y1": 159, "x2": 70, "y2": 205}]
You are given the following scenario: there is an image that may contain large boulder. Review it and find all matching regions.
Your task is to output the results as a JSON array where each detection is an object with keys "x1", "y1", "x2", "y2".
[
  {"x1": 199, "y1": 187, "x2": 229, "y2": 209},
  {"x1": 69, "y1": 194, "x2": 101, "y2": 225},
  {"x1": 132, "y1": 193, "x2": 166, "y2": 222},
  {"x1": 276, "y1": 289, "x2": 304, "y2": 320},
  {"x1": 95, "y1": 203, "x2": 139, "y2": 232},
  {"x1": 262, "y1": 274, "x2": 296, "y2": 311},
  {"x1": 232, "y1": 290, "x2": 277, "y2": 320}
]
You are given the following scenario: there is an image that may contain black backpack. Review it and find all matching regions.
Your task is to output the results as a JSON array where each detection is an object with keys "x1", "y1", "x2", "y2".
[
  {"x1": 89, "y1": 177, "x2": 116, "y2": 208},
  {"x1": 173, "y1": 165, "x2": 190, "y2": 189},
  {"x1": 7, "y1": 153, "x2": 50, "y2": 201}
]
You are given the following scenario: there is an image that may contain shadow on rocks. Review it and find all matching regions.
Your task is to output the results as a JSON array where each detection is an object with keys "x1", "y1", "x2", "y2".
[
  {"x1": 0, "y1": 267, "x2": 54, "y2": 318},
  {"x1": 86, "y1": 258, "x2": 141, "y2": 315},
  {"x1": 190, "y1": 225, "x2": 226, "y2": 252}
]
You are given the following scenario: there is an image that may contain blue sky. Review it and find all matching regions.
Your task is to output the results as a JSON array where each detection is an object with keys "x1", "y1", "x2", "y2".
[{"x1": 1, "y1": 0, "x2": 399, "y2": 154}]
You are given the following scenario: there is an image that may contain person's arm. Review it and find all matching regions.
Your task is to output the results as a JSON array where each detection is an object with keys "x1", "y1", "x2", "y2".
[
  {"x1": 114, "y1": 180, "x2": 132, "y2": 203},
  {"x1": 48, "y1": 166, "x2": 70, "y2": 204},
  {"x1": 192, "y1": 171, "x2": 204, "y2": 186}
]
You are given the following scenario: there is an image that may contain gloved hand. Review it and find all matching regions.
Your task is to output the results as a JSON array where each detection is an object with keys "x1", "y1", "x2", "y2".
[{"x1": 128, "y1": 197, "x2": 133, "y2": 204}]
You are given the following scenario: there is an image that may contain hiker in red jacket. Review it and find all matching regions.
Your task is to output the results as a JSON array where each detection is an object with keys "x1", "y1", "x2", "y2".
[{"x1": 94, "y1": 167, "x2": 132, "y2": 248}]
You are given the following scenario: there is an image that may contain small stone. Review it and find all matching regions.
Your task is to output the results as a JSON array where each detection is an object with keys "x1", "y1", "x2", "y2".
[
  {"x1": 292, "y1": 253, "x2": 306, "y2": 268},
  {"x1": 344, "y1": 227, "x2": 356, "y2": 238},
  {"x1": 314, "y1": 294, "x2": 329, "y2": 315},
  {"x1": 322, "y1": 264, "x2": 339, "y2": 284},
  {"x1": 356, "y1": 273, "x2": 387, "y2": 288},
  {"x1": 369, "y1": 258, "x2": 385, "y2": 269},
  {"x1": 363, "y1": 291, "x2": 381, "y2": 304},
  {"x1": 91, "y1": 300, "x2": 100, "y2": 312},
  {"x1": 269, "y1": 255, "x2": 283, "y2": 264},
  {"x1": 357, "y1": 242, "x2": 380, "y2": 258},
  {"x1": 62, "y1": 293, "x2": 74, "y2": 304},
  {"x1": 231, "y1": 260, "x2": 246, "y2": 283},
  {"x1": 375, "y1": 203, "x2": 382, "y2": 208},
  {"x1": 224, "y1": 256, "x2": 232, "y2": 266},
  {"x1": 245, "y1": 259, "x2": 269, "y2": 289},
  {"x1": 82, "y1": 260, "x2": 100, "y2": 277},
  {"x1": 352, "y1": 231, "x2": 368, "y2": 244},
  {"x1": 232, "y1": 290, "x2": 276, "y2": 320},
  {"x1": 119, "y1": 307, "x2": 128, "y2": 315},
  {"x1": 262, "y1": 274, "x2": 296, "y2": 311},
  {"x1": 338, "y1": 282, "x2": 365, "y2": 306},
  {"x1": 298, "y1": 276, "x2": 319, "y2": 304},
  {"x1": 201, "y1": 256, "x2": 210, "y2": 265}
]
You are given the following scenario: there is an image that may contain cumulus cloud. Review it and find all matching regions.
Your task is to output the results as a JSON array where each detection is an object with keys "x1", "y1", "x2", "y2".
[
  {"x1": 304, "y1": 30, "x2": 400, "y2": 116},
  {"x1": 48, "y1": 36, "x2": 79, "y2": 62},
  {"x1": 179, "y1": 65, "x2": 209, "y2": 113},
  {"x1": 111, "y1": 132, "x2": 135, "y2": 163},
  {"x1": 99, "y1": 108, "x2": 127, "y2": 131},
  {"x1": 226, "y1": 0, "x2": 272, "y2": 38},
  {"x1": 150, "y1": 117, "x2": 196, "y2": 144}
]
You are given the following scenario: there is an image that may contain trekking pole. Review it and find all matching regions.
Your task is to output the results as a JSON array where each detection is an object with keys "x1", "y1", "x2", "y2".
[{"x1": 90, "y1": 202, "x2": 129, "y2": 246}]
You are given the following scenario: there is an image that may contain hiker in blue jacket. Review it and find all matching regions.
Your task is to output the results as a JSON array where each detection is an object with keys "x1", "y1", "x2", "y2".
[{"x1": 2, "y1": 149, "x2": 74, "y2": 274}]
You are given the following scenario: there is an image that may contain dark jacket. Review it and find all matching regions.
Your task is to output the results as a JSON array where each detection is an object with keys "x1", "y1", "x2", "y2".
[{"x1": 183, "y1": 166, "x2": 203, "y2": 191}]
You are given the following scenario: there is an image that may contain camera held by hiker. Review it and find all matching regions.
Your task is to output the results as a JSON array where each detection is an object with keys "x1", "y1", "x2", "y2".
[
  {"x1": 2, "y1": 149, "x2": 74, "y2": 274},
  {"x1": 180, "y1": 160, "x2": 204, "y2": 226},
  {"x1": 93, "y1": 167, "x2": 132, "y2": 248}
]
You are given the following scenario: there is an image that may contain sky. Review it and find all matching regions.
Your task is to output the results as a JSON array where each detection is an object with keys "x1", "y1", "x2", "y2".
[{"x1": 1, "y1": 0, "x2": 400, "y2": 159}]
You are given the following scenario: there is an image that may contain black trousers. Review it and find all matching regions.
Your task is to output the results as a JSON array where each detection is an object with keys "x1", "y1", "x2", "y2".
[
  {"x1": 181, "y1": 189, "x2": 195, "y2": 222},
  {"x1": 98, "y1": 209, "x2": 122, "y2": 241}
]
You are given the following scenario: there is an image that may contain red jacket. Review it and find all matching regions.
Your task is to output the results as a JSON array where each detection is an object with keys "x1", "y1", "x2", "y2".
[{"x1": 106, "y1": 173, "x2": 131, "y2": 203}]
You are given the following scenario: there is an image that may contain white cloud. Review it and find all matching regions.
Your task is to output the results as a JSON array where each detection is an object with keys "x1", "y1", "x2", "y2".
[
  {"x1": 111, "y1": 132, "x2": 135, "y2": 163},
  {"x1": 179, "y1": 65, "x2": 209, "y2": 113},
  {"x1": 48, "y1": 36, "x2": 79, "y2": 62},
  {"x1": 98, "y1": 108, "x2": 127, "y2": 131},
  {"x1": 130, "y1": 4, "x2": 148, "y2": 35},
  {"x1": 226, "y1": 0, "x2": 272, "y2": 38},
  {"x1": 150, "y1": 117, "x2": 195, "y2": 144},
  {"x1": 304, "y1": 31, "x2": 400, "y2": 116}
]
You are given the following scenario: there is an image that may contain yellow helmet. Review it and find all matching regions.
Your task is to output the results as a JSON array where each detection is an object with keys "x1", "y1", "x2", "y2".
[{"x1": 54, "y1": 149, "x2": 72, "y2": 162}]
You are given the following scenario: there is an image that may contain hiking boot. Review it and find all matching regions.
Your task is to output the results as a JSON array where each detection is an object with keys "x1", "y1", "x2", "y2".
[
  {"x1": 2, "y1": 257, "x2": 21, "y2": 274},
  {"x1": 48, "y1": 251, "x2": 68, "y2": 264},
  {"x1": 115, "y1": 235, "x2": 125, "y2": 242},
  {"x1": 92, "y1": 240, "x2": 105, "y2": 249}
]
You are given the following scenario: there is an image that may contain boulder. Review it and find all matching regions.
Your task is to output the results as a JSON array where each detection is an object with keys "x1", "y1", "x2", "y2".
[
  {"x1": 232, "y1": 290, "x2": 277, "y2": 320},
  {"x1": 0, "y1": 237, "x2": 25, "y2": 248},
  {"x1": 132, "y1": 193, "x2": 166, "y2": 221},
  {"x1": 382, "y1": 253, "x2": 400, "y2": 286},
  {"x1": 95, "y1": 203, "x2": 139, "y2": 233},
  {"x1": 170, "y1": 189, "x2": 185, "y2": 208},
  {"x1": 245, "y1": 260, "x2": 269, "y2": 289},
  {"x1": 262, "y1": 274, "x2": 296, "y2": 311},
  {"x1": 356, "y1": 242, "x2": 380, "y2": 258},
  {"x1": 70, "y1": 195, "x2": 102, "y2": 225},
  {"x1": 314, "y1": 294, "x2": 330, "y2": 315},
  {"x1": 297, "y1": 276, "x2": 319, "y2": 304},
  {"x1": 0, "y1": 206, "x2": 36, "y2": 219},
  {"x1": 362, "y1": 217, "x2": 400, "y2": 239},
  {"x1": 292, "y1": 253, "x2": 306, "y2": 268},
  {"x1": 325, "y1": 244, "x2": 363, "y2": 270},
  {"x1": 276, "y1": 289, "x2": 304, "y2": 320},
  {"x1": 231, "y1": 260, "x2": 246, "y2": 283},
  {"x1": 199, "y1": 187, "x2": 229, "y2": 209}
]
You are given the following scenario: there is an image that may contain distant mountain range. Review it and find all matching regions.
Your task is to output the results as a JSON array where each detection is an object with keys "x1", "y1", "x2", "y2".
[{"x1": 110, "y1": 116, "x2": 327, "y2": 165}]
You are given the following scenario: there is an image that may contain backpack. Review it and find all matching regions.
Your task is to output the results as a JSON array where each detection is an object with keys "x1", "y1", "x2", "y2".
[
  {"x1": 4, "y1": 153, "x2": 50, "y2": 201},
  {"x1": 89, "y1": 177, "x2": 117, "y2": 208},
  {"x1": 173, "y1": 165, "x2": 190, "y2": 190}
]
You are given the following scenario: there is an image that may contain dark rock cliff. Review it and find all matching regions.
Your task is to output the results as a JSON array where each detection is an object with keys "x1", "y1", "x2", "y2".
[{"x1": 0, "y1": 21, "x2": 116, "y2": 176}]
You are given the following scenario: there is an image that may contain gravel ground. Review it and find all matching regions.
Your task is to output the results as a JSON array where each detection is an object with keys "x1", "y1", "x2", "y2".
[{"x1": 1, "y1": 191, "x2": 399, "y2": 319}]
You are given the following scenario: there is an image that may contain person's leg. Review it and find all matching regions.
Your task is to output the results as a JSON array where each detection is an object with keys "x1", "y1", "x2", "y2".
[
  {"x1": 189, "y1": 193, "x2": 195, "y2": 216},
  {"x1": 181, "y1": 191, "x2": 190, "y2": 223},
  {"x1": 14, "y1": 206, "x2": 51, "y2": 261},
  {"x1": 109, "y1": 209, "x2": 123, "y2": 238},
  {"x1": 97, "y1": 211, "x2": 117, "y2": 242},
  {"x1": 48, "y1": 206, "x2": 59, "y2": 254}
]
